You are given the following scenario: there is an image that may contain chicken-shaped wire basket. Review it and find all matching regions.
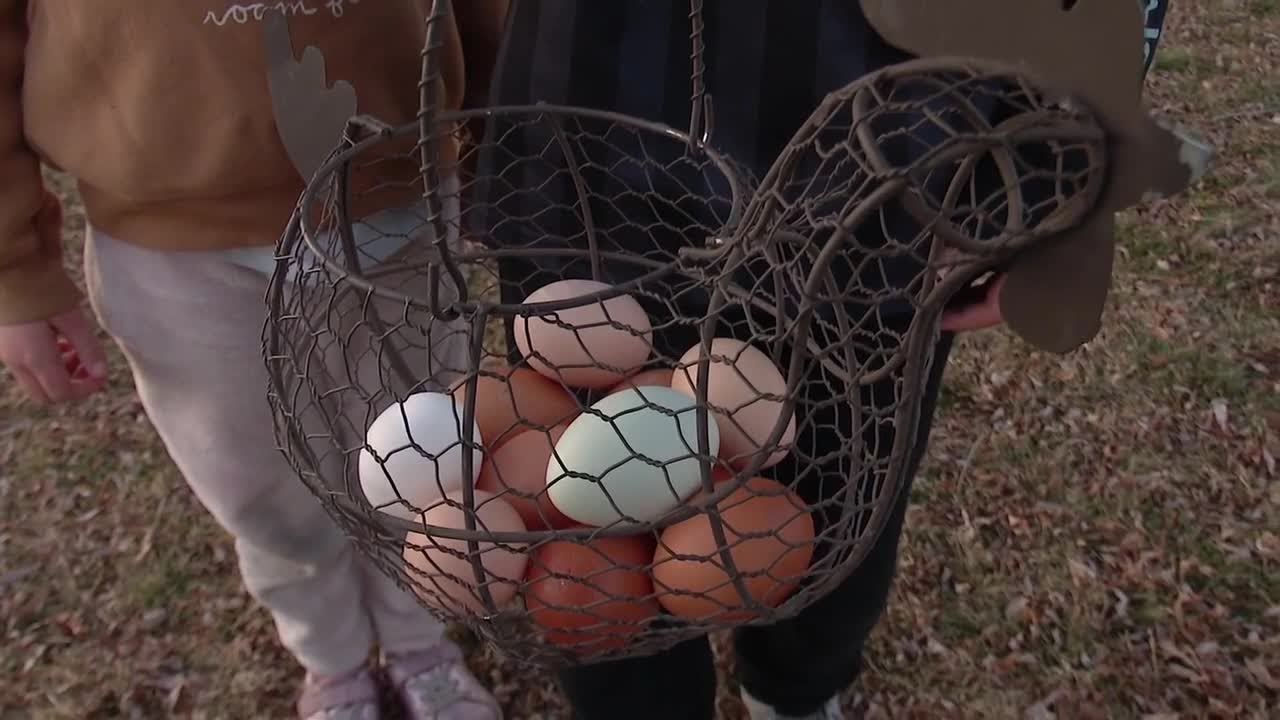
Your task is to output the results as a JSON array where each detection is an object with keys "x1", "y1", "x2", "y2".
[{"x1": 262, "y1": 0, "x2": 1210, "y2": 667}]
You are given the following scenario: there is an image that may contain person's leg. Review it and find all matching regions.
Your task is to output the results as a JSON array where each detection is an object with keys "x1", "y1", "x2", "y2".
[
  {"x1": 83, "y1": 227, "x2": 492, "y2": 719},
  {"x1": 305, "y1": 281, "x2": 498, "y2": 720},
  {"x1": 85, "y1": 227, "x2": 383, "y2": 672},
  {"x1": 556, "y1": 636, "x2": 718, "y2": 720},
  {"x1": 84, "y1": 227, "x2": 385, "y2": 717},
  {"x1": 732, "y1": 329, "x2": 955, "y2": 718},
  {"x1": 295, "y1": 183, "x2": 504, "y2": 719},
  {"x1": 341, "y1": 270, "x2": 504, "y2": 719}
]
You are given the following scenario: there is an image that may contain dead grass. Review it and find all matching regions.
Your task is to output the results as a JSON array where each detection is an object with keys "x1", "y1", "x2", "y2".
[{"x1": 2, "y1": 2, "x2": 1278, "y2": 718}]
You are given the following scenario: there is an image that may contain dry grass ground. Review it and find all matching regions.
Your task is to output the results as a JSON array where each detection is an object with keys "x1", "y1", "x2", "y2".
[{"x1": 2, "y1": 2, "x2": 1278, "y2": 718}]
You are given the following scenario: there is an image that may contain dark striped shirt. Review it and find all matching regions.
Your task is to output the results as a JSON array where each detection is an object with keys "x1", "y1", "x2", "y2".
[
  {"x1": 489, "y1": 1, "x2": 914, "y2": 175},
  {"x1": 487, "y1": 0, "x2": 1167, "y2": 181},
  {"x1": 479, "y1": 0, "x2": 1171, "y2": 350}
]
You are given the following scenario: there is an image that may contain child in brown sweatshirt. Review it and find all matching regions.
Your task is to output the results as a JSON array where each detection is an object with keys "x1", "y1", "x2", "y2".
[{"x1": 0, "y1": 2, "x2": 509, "y2": 719}]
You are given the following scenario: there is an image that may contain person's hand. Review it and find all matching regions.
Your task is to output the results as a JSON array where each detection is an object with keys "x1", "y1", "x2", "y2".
[
  {"x1": 940, "y1": 272, "x2": 1007, "y2": 332},
  {"x1": 0, "y1": 308, "x2": 109, "y2": 404}
]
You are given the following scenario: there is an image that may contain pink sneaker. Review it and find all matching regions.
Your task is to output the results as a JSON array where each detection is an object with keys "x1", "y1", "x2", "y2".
[
  {"x1": 385, "y1": 643, "x2": 502, "y2": 720},
  {"x1": 297, "y1": 666, "x2": 382, "y2": 720}
]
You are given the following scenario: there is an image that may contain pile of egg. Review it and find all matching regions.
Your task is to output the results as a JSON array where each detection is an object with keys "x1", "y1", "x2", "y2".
[{"x1": 358, "y1": 279, "x2": 814, "y2": 652}]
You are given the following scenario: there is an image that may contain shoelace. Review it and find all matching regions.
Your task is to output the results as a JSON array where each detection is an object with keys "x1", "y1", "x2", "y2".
[
  {"x1": 308, "y1": 701, "x2": 379, "y2": 720},
  {"x1": 298, "y1": 667, "x2": 382, "y2": 720},
  {"x1": 402, "y1": 666, "x2": 466, "y2": 710}
]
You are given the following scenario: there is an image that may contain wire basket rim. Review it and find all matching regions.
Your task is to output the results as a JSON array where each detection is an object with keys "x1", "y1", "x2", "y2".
[
  {"x1": 263, "y1": 50, "x2": 1120, "y2": 664},
  {"x1": 294, "y1": 102, "x2": 749, "y2": 315}
]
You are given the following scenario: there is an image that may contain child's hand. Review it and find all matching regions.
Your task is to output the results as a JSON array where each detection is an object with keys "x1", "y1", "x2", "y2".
[
  {"x1": 0, "y1": 309, "x2": 108, "y2": 404},
  {"x1": 940, "y1": 273, "x2": 1007, "y2": 332}
]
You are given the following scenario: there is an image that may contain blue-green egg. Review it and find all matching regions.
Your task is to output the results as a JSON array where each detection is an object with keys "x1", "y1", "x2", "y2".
[{"x1": 545, "y1": 386, "x2": 721, "y2": 526}]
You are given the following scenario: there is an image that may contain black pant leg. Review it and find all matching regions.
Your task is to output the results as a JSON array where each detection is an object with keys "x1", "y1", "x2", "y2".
[
  {"x1": 732, "y1": 332, "x2": 955, "y2": 715},
  {"x1": 556, "y1": 636, "x2": 718, "y2": 720}
]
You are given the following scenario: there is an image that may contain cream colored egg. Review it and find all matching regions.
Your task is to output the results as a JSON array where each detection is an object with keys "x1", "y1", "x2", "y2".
[
  {"x1": 358, "y1": 392, "x2": 484, "y2": 520},
  {"x1": 546, "y1": 386, "x2": 720, "y2": 527},
  {"x1": 513, "y1": 279, "x2": 653, "y2": 389},
  {"x1": 402, "y1": 490, "x2": 528, "y2": 614},
  {"x1": 671, "y1": 338, "x2": 795, "y2": 469}
]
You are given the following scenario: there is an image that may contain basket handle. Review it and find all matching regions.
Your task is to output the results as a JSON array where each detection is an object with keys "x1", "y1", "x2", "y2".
[
  {"x1": 687, "y1": 0, "x2": 713, "y2": 153},
  {"x1": 420, "y1": 0, "x2": 469, "y2": 318}
]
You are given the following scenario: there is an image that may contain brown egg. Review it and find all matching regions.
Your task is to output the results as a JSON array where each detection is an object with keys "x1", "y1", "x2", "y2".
[
  {"x1": 402, "y1": 490, "x2": 528, "y2": 615},
  {"x1": 652, "y1": 476, "x2": 814, "y2": 622},
  {"x1": 610, "y1": 367, "x2": 676, "y2": 391},
  {"x1": 525, "y1": 535, "x2": 660, "y2": 655},
  {"x1": 475, "y1": 424, "x2": 578, "y2": 531},
  {"x1": 454, "y1": 366, "x2": 580, "y2": 448},
  {"x1": 707, "y1": 465, "x2": 737, "y2": 486},
  {"x1": 671, "y1": 338, "x2": 795, "y2": 470},
  {"x1": 513, "y1": 280, "x2": 654, "y2": 389},
  {"x1": 674, "y1": 463, "x2": 736, "y2": 500}
]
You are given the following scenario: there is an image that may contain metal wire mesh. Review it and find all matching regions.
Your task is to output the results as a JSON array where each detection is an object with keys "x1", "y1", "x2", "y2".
[{"x1": 263, "y1": 4, "x2": 1107, "y2": 668}]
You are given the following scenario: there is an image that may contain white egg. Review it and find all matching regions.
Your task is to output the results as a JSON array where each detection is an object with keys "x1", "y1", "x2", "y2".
[
  {"x1": 546, "y1": 386, "x2": 720, "y2": 527},
  {"x1": 358, "y1": 392, "x2": 483, "y2": 520}
]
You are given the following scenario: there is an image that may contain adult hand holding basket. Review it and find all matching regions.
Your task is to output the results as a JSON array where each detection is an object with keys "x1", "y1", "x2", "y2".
[{"x1": 263, "y1": 0, "x2": 1209, "y2": 668}]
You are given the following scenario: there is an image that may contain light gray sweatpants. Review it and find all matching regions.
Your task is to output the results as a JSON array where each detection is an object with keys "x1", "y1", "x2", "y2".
[{"x1": 83, "y1": 222, "x2": 466, "y2": 677}]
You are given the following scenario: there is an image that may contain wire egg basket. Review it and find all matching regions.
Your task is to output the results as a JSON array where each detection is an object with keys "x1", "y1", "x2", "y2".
[{"x1": 263, "y1": 0, "x2": 1108, "y2": 667}]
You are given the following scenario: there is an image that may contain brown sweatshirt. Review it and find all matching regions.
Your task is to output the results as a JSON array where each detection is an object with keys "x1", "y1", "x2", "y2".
[{"x1": 0, "y1": 0, "x2": 508, "y2": 324}]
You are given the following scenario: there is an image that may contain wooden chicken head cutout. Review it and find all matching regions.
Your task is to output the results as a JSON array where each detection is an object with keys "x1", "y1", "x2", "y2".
[
  {"x1": 262, "y1": 11, "x2": 358, "y2": 182},
  {"x1": 861, "y1": 0, "x2": 1211, "y2": 353}
]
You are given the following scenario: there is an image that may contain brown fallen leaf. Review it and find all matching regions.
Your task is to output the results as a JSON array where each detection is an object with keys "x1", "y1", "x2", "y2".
[
  {"x1": 1210, "y1": 398, "x2": 1229, "y2": 433},
  {"x1": 1005, "y1": 596, "x2": 1032, "y2": 624},
  {"x1": 1244, "y1": 658, "x2": 1280, "y2": 691},
  {"x1": 1025, "y1": 688, "x2": 1067, "y2": 720},
  {"x1": 1067, "y1": 557, "x2": 1098, "y2": 586}
]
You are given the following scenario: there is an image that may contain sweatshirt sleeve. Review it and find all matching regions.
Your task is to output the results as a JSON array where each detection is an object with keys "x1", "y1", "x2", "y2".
[{"x1": 0, "y1": 1, "x2": 80, "y2": 325}]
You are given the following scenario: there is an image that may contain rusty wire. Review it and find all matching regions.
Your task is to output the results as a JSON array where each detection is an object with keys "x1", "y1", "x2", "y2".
[{"x1": 263, "y1": 0, "x2": 1107, "y2": 669}]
